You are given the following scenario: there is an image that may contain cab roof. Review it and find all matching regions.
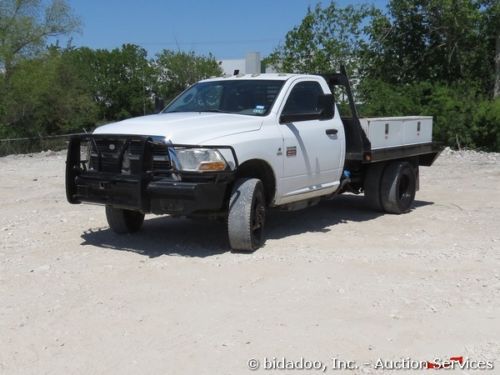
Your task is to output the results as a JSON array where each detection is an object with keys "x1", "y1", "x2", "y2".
[{"x1": 199, "y1": 73, "x2": 320, "y2": 83}]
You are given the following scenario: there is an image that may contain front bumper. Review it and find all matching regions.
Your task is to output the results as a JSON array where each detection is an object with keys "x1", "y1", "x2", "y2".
[{"x1": 66, "y1": 134, "x2": 237, "y2": 215}]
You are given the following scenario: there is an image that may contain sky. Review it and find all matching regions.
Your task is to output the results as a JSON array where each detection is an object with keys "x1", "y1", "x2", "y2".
[{"x1": 54, "y1": 0, "x2": 388, "y2": 60}]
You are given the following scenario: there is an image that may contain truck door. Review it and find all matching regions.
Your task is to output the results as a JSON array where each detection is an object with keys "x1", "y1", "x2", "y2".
[{"x1": 277, "y1": 79, "x2": 344, "y2": 202}]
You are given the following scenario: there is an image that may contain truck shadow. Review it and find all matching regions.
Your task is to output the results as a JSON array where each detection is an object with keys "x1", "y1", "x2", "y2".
[
  {"x1": 80, "y1": 195, "x2": 433, "y2": 258},
  {"x1": 266, "y1": 195, "x2": 432, "y2": 240}
]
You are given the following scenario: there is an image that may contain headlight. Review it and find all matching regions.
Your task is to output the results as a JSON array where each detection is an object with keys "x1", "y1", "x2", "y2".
[{"x1": 175, "y1": 148, "x2": 227, "y2": 172}]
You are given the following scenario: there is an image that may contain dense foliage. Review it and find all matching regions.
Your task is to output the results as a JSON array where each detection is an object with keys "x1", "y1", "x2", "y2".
[
  {"x1": 266, "y1": 0, "x2": 500, "y2": 151},
  {"x1": 264, "y1": 3, "x2": 380, "y2": 77},
  {"x1": 0, "y1": 0, "x2": 499, "y2": 151},
  {"x1": 0, "y1": 45, "x2": 222, "y2": 138}
]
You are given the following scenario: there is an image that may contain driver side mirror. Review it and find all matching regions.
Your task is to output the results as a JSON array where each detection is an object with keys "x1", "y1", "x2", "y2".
[{"x1": 318, "y1": 94, "x2": 334, "y2": 120}]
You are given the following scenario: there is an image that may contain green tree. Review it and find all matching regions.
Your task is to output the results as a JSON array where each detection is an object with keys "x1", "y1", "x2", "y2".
[
  {"x1": 0, "y1": 0, "x2": 80, "y2": 76},
  {"x1": 0, "y1": 46, "x2": 97, "y2": 138},
  {"x1": 359, "y1": 0, "x2": 500, "y2": 150},
  {"x1": 480, "y1": 0, "x2": 500, "y2": 97},
  {"x1": 68, "y1": 44, "x2": 155, "y2": 122},
  {"x1": 263, "y1": 2, "x2": 380, "y2": 75},
  {"x1": 266, "y1": 0, "x2": 500, "y2": 150},
  {"x1": 365, "y1": 0, "x2": 497, "y2": 93},
  {"x1": 154, "y1": 50, "x2": 222, "y2": 102}
]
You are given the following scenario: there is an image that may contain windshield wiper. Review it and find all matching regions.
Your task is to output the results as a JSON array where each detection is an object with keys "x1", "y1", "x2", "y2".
[
  {"x1": 164, "y1": 109, "x2": 229, "y2": 114},
  {"x1": 199, "y1": 109, "x2": 227, "y2": 113}
]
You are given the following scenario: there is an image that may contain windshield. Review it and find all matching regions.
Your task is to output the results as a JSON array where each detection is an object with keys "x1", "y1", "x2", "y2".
[{"x1": 162, "y1": 80, "x2": 285, "y2": 116}]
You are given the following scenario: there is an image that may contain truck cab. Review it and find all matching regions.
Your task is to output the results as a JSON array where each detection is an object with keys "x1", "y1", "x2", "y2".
[{"x1": 66, "y1": 71, "x2": 441, "y2": 252}]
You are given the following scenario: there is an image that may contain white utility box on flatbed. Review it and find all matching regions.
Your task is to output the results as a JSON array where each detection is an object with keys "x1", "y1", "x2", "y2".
[{"x1": 359, "y1": 116, "x2": 433, "y2": 150}]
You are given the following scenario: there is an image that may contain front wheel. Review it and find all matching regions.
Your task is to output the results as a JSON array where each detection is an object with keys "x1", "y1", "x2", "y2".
[
  {"x1": 105, "y1": 206, "x2": 145, "y2": 234},
  {"x1": 228, "y1": 178, "x2": 266, "y2": 252}
]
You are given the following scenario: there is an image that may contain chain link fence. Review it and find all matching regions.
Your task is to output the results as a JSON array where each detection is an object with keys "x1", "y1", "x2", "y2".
[{"x1": 0, "y1": 133, "x2": 81, "y2": 157}]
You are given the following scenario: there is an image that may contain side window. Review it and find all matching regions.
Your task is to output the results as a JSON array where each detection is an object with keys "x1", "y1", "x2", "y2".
[{"x1": 282, "y1": 81, "x2": 324, "y2": 115}]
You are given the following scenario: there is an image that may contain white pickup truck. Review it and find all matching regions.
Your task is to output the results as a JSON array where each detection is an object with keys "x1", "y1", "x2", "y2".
[{"x1": 66, "y1": 69, "x2": 441, "y2": 251}]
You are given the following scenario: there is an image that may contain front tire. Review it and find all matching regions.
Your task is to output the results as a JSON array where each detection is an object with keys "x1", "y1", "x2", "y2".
[
  {"x1": 105, "y1": 206, "x2": 145, "y2": 234},
  {"x1": 228, "y1": 178, "x2": 266, "y2": 252}
]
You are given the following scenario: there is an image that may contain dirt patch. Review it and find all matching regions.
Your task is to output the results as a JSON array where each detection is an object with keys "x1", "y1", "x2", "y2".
[{"x1": 1, "y1": 149, "x2": 499, "y2": 374}]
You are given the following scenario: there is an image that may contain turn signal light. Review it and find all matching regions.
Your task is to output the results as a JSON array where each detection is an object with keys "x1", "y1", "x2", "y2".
[{"x1": 198, "y1": 161, "x2": 226, "y2": 171}]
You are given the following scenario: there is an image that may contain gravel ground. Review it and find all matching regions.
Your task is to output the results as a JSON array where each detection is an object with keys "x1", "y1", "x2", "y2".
[{"x1": 0, "y1": 148, "x2": 499, "y2": 374}]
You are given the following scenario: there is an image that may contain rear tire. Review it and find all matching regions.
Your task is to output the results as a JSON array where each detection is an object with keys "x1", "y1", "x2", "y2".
[
  {"x1": 228, "y1": 178, "x2": 266, "y2": 252},
  {"x1": 364, "y1": 162, "x2": 386, "y2": 211},
  {"x1": 105, "y1": 206, "x2": 145, "y2": 234},
  {"x1": 380, "y1": 161, "x2": 416, "y2": 214}
]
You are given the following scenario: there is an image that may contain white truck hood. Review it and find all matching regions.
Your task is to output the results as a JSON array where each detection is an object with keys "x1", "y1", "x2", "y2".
[{"x1": 93, "y1": 112, "x2": 262, "y2": 144}]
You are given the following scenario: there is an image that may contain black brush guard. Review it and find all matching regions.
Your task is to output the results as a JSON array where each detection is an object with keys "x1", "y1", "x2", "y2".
[{"x1": 66, "y1": 134, "x2": 238, "y2": 215}]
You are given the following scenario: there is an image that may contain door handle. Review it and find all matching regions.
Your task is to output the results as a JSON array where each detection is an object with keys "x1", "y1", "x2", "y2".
[{"x1": 325, "y1": 128, "x2": 338, "y2": 135}]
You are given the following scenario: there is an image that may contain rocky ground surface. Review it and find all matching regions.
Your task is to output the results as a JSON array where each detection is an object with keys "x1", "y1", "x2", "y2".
[{"x1": 0, "y1": 148, "x2": 499, "y2": 374}]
